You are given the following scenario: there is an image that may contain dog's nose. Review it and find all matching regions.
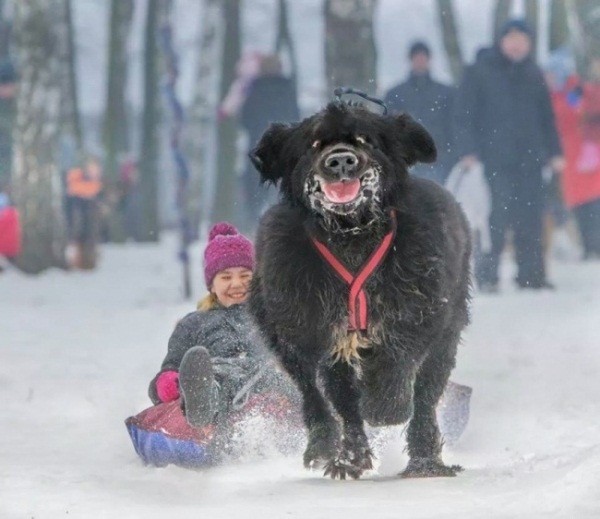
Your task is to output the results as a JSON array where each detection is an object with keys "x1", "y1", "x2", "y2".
[{"x1": 322, "y1": 151, "x2": 360, "y2": 178}]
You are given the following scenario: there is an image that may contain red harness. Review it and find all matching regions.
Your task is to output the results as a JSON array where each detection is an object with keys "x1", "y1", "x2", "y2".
[{"x1": 310, "y1": 211, "x2": 397, "y2": 332}]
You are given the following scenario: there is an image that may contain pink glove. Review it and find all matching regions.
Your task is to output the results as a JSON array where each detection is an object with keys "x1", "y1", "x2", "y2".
[{"x1": 155, "y1": 370, "x2": 180, "y2": 403}]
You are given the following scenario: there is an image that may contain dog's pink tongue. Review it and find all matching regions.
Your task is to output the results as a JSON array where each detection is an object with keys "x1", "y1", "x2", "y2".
[{"x1": 322, "y1": 179, "x2": 361, "y2": 203}]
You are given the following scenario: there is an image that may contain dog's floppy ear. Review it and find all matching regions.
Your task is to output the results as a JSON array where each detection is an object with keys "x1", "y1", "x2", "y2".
[
  {"x1": 249, "y1": 123, "x2": 293, "y2": 184},
  {"x1": 394, "y1": 113, "x2": 437, "y2": 166}
]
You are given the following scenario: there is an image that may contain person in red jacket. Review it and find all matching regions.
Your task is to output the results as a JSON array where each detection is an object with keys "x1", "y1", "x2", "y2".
[
  {"x1": 0, "y1": 191, "x2": 21, "y2": 267},
  {"x1": 550, "y1": 58, "x2": 600, "y2": 259}
]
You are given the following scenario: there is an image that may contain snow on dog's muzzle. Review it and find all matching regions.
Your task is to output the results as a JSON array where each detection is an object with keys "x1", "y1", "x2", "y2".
[{"x1": 304, "y1": 161, "x2": 382, "y2": 221}]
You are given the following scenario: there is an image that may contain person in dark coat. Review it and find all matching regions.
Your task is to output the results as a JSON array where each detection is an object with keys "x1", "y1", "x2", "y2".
[
  {"x1": 454, "y1": 19, "x2": 563, "y2": 291},
  {"x1": 148, "y1": 222, "x2": 295, "y2": 432},
  {"x1": 240, "y1": 54, "x2": 300, "y2": 229},
  {"x1": 384, "y1": 41, "x2": 456, "y2": 183}
]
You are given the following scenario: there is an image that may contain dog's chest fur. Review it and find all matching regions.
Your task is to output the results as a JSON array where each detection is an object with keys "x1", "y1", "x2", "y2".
[
  {"x1": 258, "y1": 204, "x2": 447, "y2": 365},
  {"x1": 306, "y1": 226, "x2": 442, "y2": 362}
]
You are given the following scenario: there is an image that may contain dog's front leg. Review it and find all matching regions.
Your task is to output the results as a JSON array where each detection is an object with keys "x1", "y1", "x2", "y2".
[
  {"x1": 276, "y1": 348, "x2": 340, "y2": 468},
  {"x1": 401, "y1": 338, "x2": 463, "y2": 478},
  {"x1": 321, "y1": 361, "x2": 373, "y2": 480},
  {"x1": 249, "y1": 288, "x2": 340, "y2": 466}
]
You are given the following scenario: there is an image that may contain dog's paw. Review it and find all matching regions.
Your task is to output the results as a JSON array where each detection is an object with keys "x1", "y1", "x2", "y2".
[
  {"x1": 303, "y1": 423, "x2": 339, "y2": 469},
  {"x1": 323, "y1": 438, "x2": 373, "y2": 479},
  {"x1": 323, "y1": 445, "x2": 374, "y2": 480},
  {"x1": 400, "y1": 457, "x2": 463, "y2": 478}
]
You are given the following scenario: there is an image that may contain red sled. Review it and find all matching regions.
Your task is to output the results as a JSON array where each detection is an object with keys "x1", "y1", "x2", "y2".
[{"x1": 0, "y1": 206, "x2": 22, "y2": 258}]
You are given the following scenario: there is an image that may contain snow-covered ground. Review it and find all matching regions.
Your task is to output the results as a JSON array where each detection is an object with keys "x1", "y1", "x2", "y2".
[{"x1": 1, "y1": 234, "x2": 599, "y2": 518}]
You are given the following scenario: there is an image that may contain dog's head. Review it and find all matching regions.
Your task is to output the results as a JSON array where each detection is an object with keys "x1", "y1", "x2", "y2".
[{"x1": 250, "y1": 102, "x2": 436, "y2": 233}]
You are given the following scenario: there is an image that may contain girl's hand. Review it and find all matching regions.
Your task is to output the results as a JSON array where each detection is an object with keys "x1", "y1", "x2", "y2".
[{"x1": 155, "y1": 370, "x2": 180, "y2": 403}]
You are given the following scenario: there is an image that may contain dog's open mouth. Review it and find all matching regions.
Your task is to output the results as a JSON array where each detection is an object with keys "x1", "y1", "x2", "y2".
[
  {"x1": 320, "y1": 178, "x2": 361, "y2": 204},
  {"x1": 306, "y1": 165, "x2": 381, "y2": 218}
]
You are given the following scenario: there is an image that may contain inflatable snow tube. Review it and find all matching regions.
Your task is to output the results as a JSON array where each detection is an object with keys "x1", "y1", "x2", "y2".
[
  {"x1": 126, "y1": 393, "x2": 301, "y2": 469},
  {"x1": 125, "y1": 399, "x2": 215, "y2": 469}
]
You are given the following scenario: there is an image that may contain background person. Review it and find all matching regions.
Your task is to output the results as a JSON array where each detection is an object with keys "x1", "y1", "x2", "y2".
[
  {"x1": 550, "y1": 56, "x2": 600, "y2": 260},
  {"x1": 384, "y1": 41, "x2": 456, "y2": 184},
  {"x1": 65, "y1": 155, "x2": 103, "y2": 269},
  {"x1": 454, "y1": 19, "x2": 563, "y2": 291},
  {"x1": 240, "y1": 54, "x2": 300, "y2": 229}
]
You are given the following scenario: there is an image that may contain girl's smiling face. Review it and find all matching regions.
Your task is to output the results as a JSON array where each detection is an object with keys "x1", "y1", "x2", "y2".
[{"x1": 210, "y1": 267, "x2": 253, "y2": 307}]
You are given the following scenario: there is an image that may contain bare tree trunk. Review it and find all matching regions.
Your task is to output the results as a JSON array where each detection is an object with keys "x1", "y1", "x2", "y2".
[
  {"x1": 324, "y1": 0, "x2": 378, "y2": 96},
  {"x1": 102, "y1": 0, "x2": 134, "y2": 242},
  {"x1": 12, "y1": 0, "x2": 68, "y2": 274},
  {"x1": 60, "y1": 0, "x2": 82, "y2": 153},
  {"x1": 212, "y1": 0, "x2": 240, "y2": 223},
  {"x1": 187, "y1": 0, "x2": 223, "y2": 239},
  {"x1": 0, "y1": 0, "x2": 13, "y2": 59},
  {"x1": 139, "y1": 0, "x2": 161, "y2": 241},
  {"x1": 524, "y1": 0, "x2": 539, "y2": 56},
  {"x1": 435, "y1": 0, "x2": 463, "y2": 84},
  {"x1": 275, "y1": 0, "x2": 298, "y2": 91},
  {"x1": 570, "y1": 0, "x2": 600, "y2": 76},
  {"x1": 493, "y1": 0, "x2": 512, "y2": 42},
  {"x1": 549, "y1": 0, "x2": 569, "y2": 51},
  {"x1": 158, "y1": 2, "x2": 193, "y2": 298}
]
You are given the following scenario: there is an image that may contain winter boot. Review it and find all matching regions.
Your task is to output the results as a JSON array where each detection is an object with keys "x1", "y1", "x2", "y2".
[{"x1": 179, "y1": 346, "x2": 220, "y2": 428}]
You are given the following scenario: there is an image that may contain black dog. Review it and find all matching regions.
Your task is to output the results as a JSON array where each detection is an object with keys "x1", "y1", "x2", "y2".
[{"x1": 248, "y1": 102, "x2": 471, "y2": 479}]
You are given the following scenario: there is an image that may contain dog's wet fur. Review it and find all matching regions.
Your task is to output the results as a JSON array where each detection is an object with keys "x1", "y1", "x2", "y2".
[{"x1": 249, "y1": 102, "x2": 471, "y2": 479}]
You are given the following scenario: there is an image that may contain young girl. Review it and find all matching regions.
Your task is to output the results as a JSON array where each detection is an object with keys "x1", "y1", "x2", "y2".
[{"x1": 148, "y1": 222, "x2": 289, "y2": 430}]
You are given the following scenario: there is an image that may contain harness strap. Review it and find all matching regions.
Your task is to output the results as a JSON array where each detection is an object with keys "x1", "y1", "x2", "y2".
[{"x1": 311, "y1": 211, "x2": 397, "y2": 331}]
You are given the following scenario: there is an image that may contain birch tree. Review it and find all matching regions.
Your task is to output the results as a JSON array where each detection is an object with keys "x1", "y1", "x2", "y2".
[
  {"x1": 212, "y1": 0, "x2": 240, "y2": 223},
  {"x1": 187, "y1": 0, "x2": 223, "y2": 238},
  {"x1": 12, "y1": 0, "x2": 67, "y2": 273},
  {"x1": 139, "y1": 0, "x2": 161, "y2": 241}
]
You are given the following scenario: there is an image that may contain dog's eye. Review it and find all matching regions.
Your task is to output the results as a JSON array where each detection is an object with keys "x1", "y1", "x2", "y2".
[
  {"x1": 356, "y1": 136, "x2": 367, "y2": 145},
  {"x1": 312, "y1": 140, "x2": 321, "y2": 149}
]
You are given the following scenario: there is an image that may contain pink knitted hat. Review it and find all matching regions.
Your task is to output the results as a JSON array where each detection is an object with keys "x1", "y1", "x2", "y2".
[{"x1": 204, "y1": 222, "x2": 255, "y2": 288}]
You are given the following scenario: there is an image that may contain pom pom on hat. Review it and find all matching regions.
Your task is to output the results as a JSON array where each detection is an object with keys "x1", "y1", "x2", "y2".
[
  {"x1": 208, "y1": 222, "x2": 238, "y2": 241},
  {"x1": 204, "y1": 222, "x2": 255, "y2": 289}
]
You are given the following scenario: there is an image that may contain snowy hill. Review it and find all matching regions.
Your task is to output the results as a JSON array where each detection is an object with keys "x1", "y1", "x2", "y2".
[{"x1": 1, "y1": 235, "x2": 599, "y2": 518}]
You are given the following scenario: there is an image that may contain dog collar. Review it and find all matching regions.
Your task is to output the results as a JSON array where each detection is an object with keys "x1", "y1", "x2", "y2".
[{"x1": 310, "y1": 210, "x2": 397, "y2": 332}]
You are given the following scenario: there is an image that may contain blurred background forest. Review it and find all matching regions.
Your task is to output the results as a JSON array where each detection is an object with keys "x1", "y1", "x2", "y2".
[{"x1": 1, "y1": 0, "x2": 599, "y2": 282}]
